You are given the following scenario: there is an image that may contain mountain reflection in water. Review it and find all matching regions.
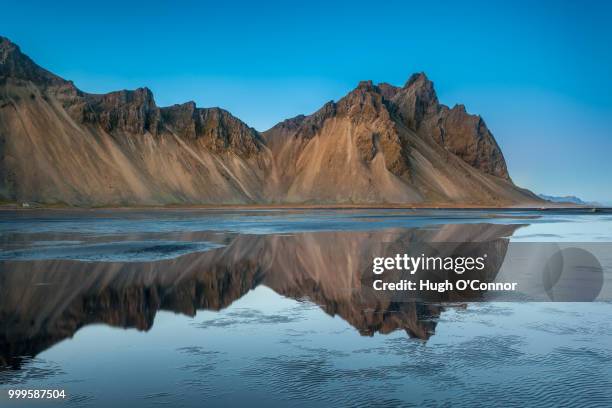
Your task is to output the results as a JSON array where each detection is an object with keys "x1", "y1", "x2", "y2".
[{"x1": 0, "y1": 223, "x2": 520, "y2": 369}]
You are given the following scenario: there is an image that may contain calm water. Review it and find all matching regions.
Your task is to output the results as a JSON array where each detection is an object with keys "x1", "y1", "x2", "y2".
[{"x1": 1, "y1": 209, "x2": 612, "y2": 407}]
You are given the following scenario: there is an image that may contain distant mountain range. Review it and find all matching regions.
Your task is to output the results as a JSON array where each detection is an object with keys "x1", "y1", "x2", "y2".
[
  {"x1": 0, "y1": 36, "x2": 540, "y2": 206},
  {"x1": 538, "y1": 194, "x2": 600, "y2": 207}
]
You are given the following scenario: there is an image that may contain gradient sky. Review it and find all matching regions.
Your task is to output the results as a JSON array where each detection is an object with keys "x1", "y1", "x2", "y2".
[{"x1": 2, "y1": 0, "x2": 611, "y2": 202}]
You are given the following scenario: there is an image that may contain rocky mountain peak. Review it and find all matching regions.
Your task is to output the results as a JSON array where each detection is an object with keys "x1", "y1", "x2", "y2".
[
  {"x1": 356, "y1": 80, "x2": 375, "y2": 90},
  {"x1": 0, "y1": 36, "x2": 67, "y2": 86},
  {"x1": 390, "y1": 72, "x2": 439, "y2": 129},
  {"x1": 452, "y1": 103, "x2": 467, "y2": 113},
  {"x1": 338, "y1": 80, "x2": 392, "y2": 123},
  {"x1": 404, "y1": 72, "x2": 431, "y2": 88},
  {"x1": 0, "y1": 36, "x2": 17, "y2": 57},
  {"x1": 402, "y1": 72, "x2": 438, "y2": 109},
  {"x1": 383, "y1": 72, "x2": 510, "y2": 180}
]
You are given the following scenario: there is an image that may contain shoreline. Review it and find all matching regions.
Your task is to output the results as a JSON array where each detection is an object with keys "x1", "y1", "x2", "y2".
[{"x1": 0, "y1": 202, "x2": 608, "y2": 212}]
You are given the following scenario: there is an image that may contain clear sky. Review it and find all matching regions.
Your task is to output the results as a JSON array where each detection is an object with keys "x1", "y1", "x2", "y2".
[{"x1": 2, "y1": 0, "x2": 611, "y2": 202}]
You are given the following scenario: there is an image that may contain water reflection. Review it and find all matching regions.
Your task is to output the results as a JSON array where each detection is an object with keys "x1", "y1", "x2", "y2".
[{"x1": 0, "y1": 223, "x2": 521, "y2": 369}]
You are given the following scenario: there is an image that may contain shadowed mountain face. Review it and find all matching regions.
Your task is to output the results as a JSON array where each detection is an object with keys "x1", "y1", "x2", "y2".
[
  {"x1": 0, "y1": 36, "x2": 539, "y2": 206},
  {"x1": 0, "y1": 223, "x2": 519, "y2": 369}
]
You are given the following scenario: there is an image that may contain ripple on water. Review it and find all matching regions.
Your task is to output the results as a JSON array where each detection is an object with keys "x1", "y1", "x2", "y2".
[
  {"x1": 0, "y1": 358, "x2": 65, "y2": 385},
  {"x1": 66, "y1": 394, "x2": 95, "y2": 406},
  {"x1": 0, "y1": 240, "x2": 223, "y2": 262},
  {"x1": 193, "y1": 307, "x2": 306, "y2": 329}
]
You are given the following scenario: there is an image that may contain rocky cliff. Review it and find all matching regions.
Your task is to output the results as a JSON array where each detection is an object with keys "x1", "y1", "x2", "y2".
[{"x1": 0, "y1": 37, "x2": 539, "y2": 206}]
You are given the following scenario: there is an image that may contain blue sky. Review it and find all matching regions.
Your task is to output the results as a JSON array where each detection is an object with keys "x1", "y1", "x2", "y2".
[{"x1": 2, "y1": 0, "x2": 611, "y2": 202}]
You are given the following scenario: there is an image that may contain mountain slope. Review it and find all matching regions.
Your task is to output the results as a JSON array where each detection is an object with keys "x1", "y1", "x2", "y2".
[
  {"x1": 0, "y1": 37, "x2": 272, "y2": 205},
  {"x1": 0, "y1": 36, "x2": 539, "y2": 206},
  {"x1": 263, "y1": 77, "x2": 538, "y2": 204}
]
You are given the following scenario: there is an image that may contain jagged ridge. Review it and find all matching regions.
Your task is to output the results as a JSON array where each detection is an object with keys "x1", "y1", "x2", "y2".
[{"x1": 0, "y1": 36, "x2": 539, "y2": 206}]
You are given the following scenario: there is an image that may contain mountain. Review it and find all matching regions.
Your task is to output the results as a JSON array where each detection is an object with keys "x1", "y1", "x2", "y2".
[
  {"x1": 538, "y1": 194, "x2": 599, "y2": 206},
  {"x1": 0, "y1": 36, "x2": 540, "y2": 206},
  {"x1": 262, "y1": 77, "x2": 535, "y2": 204}
]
